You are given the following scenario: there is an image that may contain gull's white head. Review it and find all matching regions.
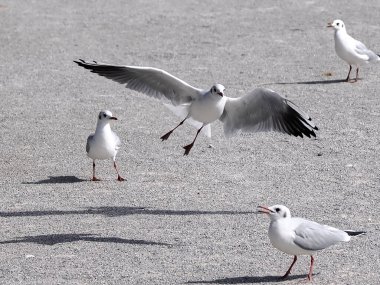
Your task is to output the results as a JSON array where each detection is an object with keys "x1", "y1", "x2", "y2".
[
  {"x1": 210, "y1": 84, "x2": 225, "y2": 97},
  {"x1": 97, "y1": 110, "x2": 117, "y2": 123},
  {"x1": 257, "y1": 205, "x2": 291, "y2": 221},
  {"x1": 327, "y1": 19, "x2": 346, "y2": 31}
]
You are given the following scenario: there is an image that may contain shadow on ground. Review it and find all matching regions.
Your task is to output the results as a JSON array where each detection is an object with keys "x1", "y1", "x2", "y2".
[
  {"x1": 0, "y1": 206, "x2": 255, "y2": 217},
  {"x1": 187, "y1": 274, "x2": 310, "y2": 284},
  {"x1": 257, "y1": 79, "x2": 347, "y2": 86},
  {"x1": 22, "y1": 176, "x2": 87, "y2": 184},
  {"x1": 0, "y1": 233, "x2": 171, "y2": 246}
]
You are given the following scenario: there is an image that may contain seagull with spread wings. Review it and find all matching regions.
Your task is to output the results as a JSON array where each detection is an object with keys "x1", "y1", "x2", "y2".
[{"x1": 75, "y1": 59, "x2": 318, "y2": 155}]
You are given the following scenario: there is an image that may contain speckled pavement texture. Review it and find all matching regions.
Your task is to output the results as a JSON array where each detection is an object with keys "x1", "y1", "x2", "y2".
[{"x1": 0, "y1": 1, "x2": 379, "y2": 284}]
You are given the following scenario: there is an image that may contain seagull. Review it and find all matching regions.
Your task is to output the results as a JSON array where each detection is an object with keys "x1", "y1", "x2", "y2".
[
  {"x1": 257, "y1": 205, "x2": 365, "y2": 281},
  {"x1": 327, "y1": 19, "x2": 380, "y2": 82},
  {"x1": 74, "y1": 59, "x2": 318, "y2": 155},
  {"x1": 86, "y1": 110, "x2": 125, "y2": 181}
]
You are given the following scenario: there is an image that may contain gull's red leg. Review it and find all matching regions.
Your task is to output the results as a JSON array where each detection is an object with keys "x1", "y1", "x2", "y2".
[
  {"x1": 114, "y1": 161, "x2": 125, "y2": 181},
  {"x1": 281, "y1": 255, "x2": 297, "y2": 279},
  {"x1": 345, "y1": 65, "x2": 352, "y2": 82},
  {"x1": 183, "y1": 125, "x2": 204, "y2": 155},
  {"x1": 307, "y1": 255, "x2": 314, "y2": 281},
  {"x1": 161, "y1": 117, "x2": 188, "y2": 141},
  {"x1": 92, "y1": 161, "x2": 101, "y2": 181}
]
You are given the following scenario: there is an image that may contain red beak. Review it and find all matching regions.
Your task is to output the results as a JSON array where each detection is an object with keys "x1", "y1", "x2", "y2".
[
  {"x1": 110, "y1": 117, "x2": 118, "y2": 120},
  {"x1": 327, "y1": 22, "x2": 333, "y2": 28},
  {"x1": 257, "y1": 205, "x2": 272, "y2": 214}
]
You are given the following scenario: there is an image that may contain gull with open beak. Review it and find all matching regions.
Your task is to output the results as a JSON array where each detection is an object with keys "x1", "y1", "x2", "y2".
[
  {"x1": 75, "y1": 59, "x2": 318, "y2": 155},
  {"x1": 86, "y1": 110, "x2": 124, "y2": 181},
  {"x1": 257, "y1": 205, "x2": 365, "y2": 281},
  {"x1": 327, "y1": 19, "x2": 380, "y2": 82}
]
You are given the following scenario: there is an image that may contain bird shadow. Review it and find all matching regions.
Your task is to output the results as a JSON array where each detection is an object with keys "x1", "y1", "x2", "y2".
[
  {"x1": 22, "y1": 176, "x2": 87, "y2": 184},
  {"x1": 0, "y1": 206, "x2": 255, "y2": 218},
  {"x1": 187, "y1": 274, "x2": 309, "y2": 284},
  {"x1": 257, "y1": 78, "x2": 348, "y2": 86},
  {"x1": 0, "y1": 233, "x2": 171, "y2": 246}
]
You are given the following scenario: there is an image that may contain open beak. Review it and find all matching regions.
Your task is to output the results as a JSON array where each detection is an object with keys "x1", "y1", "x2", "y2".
[
  {"x1": 257, "y1": 205, "x2": 272, "y2": 214},
  {"x1": 217, "y1": 92, "x2": 223, "y2": 97},
  {"x1": 327, "y1": 22, "x2": 333, "y2": 28},
  {"x1": 110, "y1": 116, "x2": 118, "y2": 120}
]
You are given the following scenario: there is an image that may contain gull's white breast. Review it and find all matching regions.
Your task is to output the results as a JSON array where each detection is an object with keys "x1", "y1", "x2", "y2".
[
  {"x1": 269, "y1": 219, "x2": 315, "y2": 256},
  {"x1": 335, "y1": 31, "x2": 369, "y2": 65},
  {"x1": 189, "y1": 94, "x2": 227, "y2": 124},
  {"x1": 87, "y1": 129, "x2": 119, "y2": 160}
]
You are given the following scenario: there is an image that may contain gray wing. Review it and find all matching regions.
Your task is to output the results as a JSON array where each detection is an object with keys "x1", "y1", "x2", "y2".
[
  {"x1": 293, "y1": 219, "x2": 349, "y2": 251},
  {"x1": 353, "y1": 39, "x2": 380, "y2": 62},
  {"x1": 74, "y1": 59, "x2": 203, "y2": 105},
  {"x1": 86, "y1": 134, "x2": 94, "y2": 153},
  {"x1": 220, "y1": 88, "x2": 318, "y2": 138}
]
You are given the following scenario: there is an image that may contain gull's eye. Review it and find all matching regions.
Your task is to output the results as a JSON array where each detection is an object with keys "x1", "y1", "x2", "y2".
[
  {"x1": 337, "y1": 23, "x2": 339, "y2": 26},
  {"x1": 103, "y1": 113, "x2": 107, "y2": 118},
  {"x1": 275, "y1": 208, "x2": 280, "y2": 213}
]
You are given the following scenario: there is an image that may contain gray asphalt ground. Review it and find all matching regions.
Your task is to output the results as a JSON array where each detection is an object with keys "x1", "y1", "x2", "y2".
[{"x1": 0, "y1": 0, "x2": 379, "y2": 284}]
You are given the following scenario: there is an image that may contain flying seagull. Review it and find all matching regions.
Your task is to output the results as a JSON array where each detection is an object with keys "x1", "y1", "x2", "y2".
[
  {"x1": 257, "y1": 205, "x2": 365, "y2": 281},
  {"x1": 75, "y1": 59, "x2": 318, "y2": 155},
  {"x1": 86, "y1": 110, "x2": 124, "y2": 181},
  {"x1": 328, "y1": 19, "x2": 380, "y2": 82}
]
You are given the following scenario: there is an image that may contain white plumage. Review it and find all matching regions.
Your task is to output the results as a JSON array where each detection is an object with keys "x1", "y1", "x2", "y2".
[
  {"x1": 86, "y1": 110, "x2": 124, "y2": 181},
  {"x1": 75, "y1": 60, "x2": 318, "y2": 155},
  {"x1": 328, "y1": 19, "x2": 380, "y2": 82},
  {"x1": 258, "y1": 205, "x2": 365, "y2": 281}
]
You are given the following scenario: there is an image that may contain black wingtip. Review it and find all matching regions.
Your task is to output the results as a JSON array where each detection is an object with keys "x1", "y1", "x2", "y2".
[{"x1": 345, "y1": 230, "x2": 366, "y2": 236}]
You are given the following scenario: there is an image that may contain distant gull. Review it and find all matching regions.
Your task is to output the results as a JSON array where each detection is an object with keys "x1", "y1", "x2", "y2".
[
  {"x1": 75, "y1": 59, "x2": 318, "y2": 155},
  {"x1": 328, "y1": 19, "x2": 380, "y2": 82},
  {"x1": 257, "y1": 205, "x2": 365, "y2": 281},
  {"x1": 86, "y1": 110, "x2": 124, "y2": 181}
]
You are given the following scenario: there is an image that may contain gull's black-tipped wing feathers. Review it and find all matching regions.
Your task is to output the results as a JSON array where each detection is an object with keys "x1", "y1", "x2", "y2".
[
  {"x1": 220, "y1": 88, "x2": 318, "y2": 138},
  {"x1": 74, "y1": 59, "x2": 203, "y2": 105}
]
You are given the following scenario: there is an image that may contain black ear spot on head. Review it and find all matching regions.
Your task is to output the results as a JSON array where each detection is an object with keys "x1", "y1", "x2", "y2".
[
  {"x1": 99, "y1": 114, "x2": 101, "y2": 120},
  {"x1": 283, "y1": 212, "x2": 287, "y2": 218}
]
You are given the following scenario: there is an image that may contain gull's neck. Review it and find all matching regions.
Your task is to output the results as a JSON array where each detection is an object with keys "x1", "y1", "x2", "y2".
[
  {"x1": 335, "y1": 27, "x2": 348, "y2": 37},
  {"x1": 95, "y1": 122, "x2": 112, "y2": 135}
]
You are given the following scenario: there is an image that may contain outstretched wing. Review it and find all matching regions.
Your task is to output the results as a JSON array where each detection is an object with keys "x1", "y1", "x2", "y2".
[
  {"x1": 293, "y1": 219, "x2": 349, "y2": 251},
  {"x1": 74, "y1": 59, "x2": 203, "y2": 105},
  {"x1": 220, "y1": 88, "x2": 318, "y2": 138}
]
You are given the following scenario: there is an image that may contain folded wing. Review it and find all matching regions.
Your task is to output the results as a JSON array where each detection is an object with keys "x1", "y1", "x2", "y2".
[
  {"x1": 74, "y1": 59, "x2": 203, "y2": 105},
  {"x1": 293, "y1": 219, "x2": 350, "y2": 251},
  {"x1": 220, "y1": 88, "x2": 318, "y2": 138},
  {"x1": 353, "y1": 40, "x2": 380, "y2": 62}
]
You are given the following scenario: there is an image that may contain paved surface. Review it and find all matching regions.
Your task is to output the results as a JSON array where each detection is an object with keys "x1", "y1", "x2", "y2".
[{"x1": 0, "y1": 0, "x2": 379, "y2": 284}]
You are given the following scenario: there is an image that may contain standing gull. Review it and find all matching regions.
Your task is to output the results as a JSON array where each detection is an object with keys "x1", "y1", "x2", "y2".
[
  {"x1": 87, "y1": 110, "x2": 125, "y2": 181},
  {"x1": 257, "y1": 205, "x2": 365, "y2": 281},
  {"x1": 75, "y1": 59, "x2": 318, "y2": 155},
  {"x1": 328, "y1": 19, "x2": 380, "y2": 82}
]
